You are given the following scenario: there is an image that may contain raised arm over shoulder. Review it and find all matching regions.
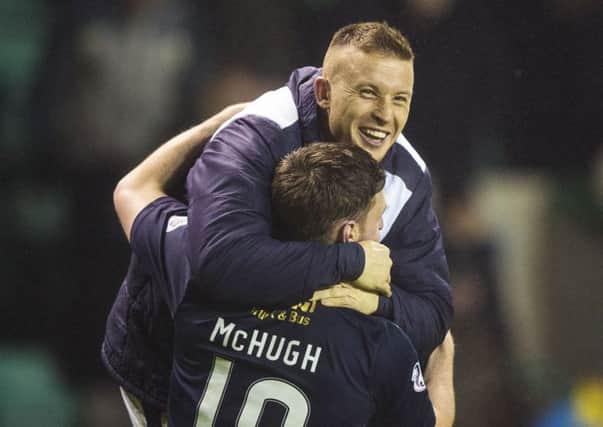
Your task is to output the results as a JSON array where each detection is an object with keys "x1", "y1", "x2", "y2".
[{"x1": 113, "y1": 103, "x2": 247, "y2": 241}]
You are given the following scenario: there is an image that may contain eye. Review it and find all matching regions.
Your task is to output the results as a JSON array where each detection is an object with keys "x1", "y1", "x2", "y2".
[
  {"x1": 360, "y1": 88, "x2": 377, "y2": 98},
  {"x1": 393, "y1": 95, "x2": 410, "y2": 106}
]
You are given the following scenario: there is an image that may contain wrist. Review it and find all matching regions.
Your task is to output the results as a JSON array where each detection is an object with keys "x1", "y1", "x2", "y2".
[
  {"x1": 339, "y1": 242, "x2": 365, "y2": 282},
  {"x1": 366, "y1": 293, "x2": 379, "y2": 315}
]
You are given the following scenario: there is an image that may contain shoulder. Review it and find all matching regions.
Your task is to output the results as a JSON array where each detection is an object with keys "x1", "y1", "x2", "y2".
[
  {"x1": 131, "y1": 197, "x2": 187, "y2": 244},
  {"x1": 372, "y1": 321, "x2": 422, "y2": 384},
  {"x1": 383, "y1": 133, "x2": 428, "y2": 192},
  {"x1": 379, "y1": 134, "x2": 433, "y2": 239},
  {"x1": 210, "y1": 86, "x2": 302, "y2": 163},
  {"x1": 130, "y1": 197, "x2": 190, "y2": 314},
  {"x1": 326, "y1": 308, "x2": 397, "y2": 350},
  {"x1": 215, "y1": 86, "x2": 299, "y2": 135},
  {"x1": 130, "y1": 196, "x2": 188, "y2": 271},
  {"x1": 380, "y1": 321, "x2": 416, "y2": 356}
]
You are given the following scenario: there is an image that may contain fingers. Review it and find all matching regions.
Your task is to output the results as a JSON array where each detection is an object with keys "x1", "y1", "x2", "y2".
[
  {"x1": 320, "y1": 296, "x2": 357, "y2": 308},
  {"x1": 311, "y1": 285, "x2": 354, "y2": 301},
  {"x1": 378, "y1": 281, "x2": 392, "y2": 298},
  {"x1": 319, "y1": 292, "x2": 378, "y2": 315},
  {"x1": 310, "y1": 290, "x2": 328, "y2": 301},
  {"x1": 355, "y1": 240, "x2": 393, "y2": 296},
  {"x1": 362, "y1": 241, "x2": 391, "y2": 257}
]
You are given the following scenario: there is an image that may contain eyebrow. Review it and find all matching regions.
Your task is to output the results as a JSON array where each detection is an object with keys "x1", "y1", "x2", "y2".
[{"x1": 357, "y1": 82, "x2": 408, "y2": 91}]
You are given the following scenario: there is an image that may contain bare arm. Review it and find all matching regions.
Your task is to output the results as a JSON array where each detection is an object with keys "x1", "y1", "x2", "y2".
[
  {"x1": 425, "y1": 331, "x2": 455, "y2": 427},
  {"x1": 113, "y1": 103, "x2": 247, "y2": 241}
]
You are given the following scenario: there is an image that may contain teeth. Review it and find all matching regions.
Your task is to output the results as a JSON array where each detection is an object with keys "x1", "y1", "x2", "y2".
[{"x1": 361, "y1": 128, "x2": 387, "y2": 139}]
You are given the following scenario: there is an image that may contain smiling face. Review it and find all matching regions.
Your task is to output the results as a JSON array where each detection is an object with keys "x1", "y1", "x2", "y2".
[{"x1": 315, "y1": 46, "x2": 414, "y2": 162}]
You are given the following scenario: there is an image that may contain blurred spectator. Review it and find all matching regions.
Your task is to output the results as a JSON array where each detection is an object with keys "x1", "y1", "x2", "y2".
[
  {"x1": 198, "y1": 0, "x2": 301, "y2": 114},
  {"x1": 208, "y1": 0, "x2": 299, "y2": 75},
  {"x1": 551, "y1": 141, "x2": 603, "y2": 237},
  {"x1": 0, "y1": 0, "x2": 68, "y2": 365},
  {"x1": 32, "y1": 0, "x2": 213, "y2": 381},
  {"x1": 401, "y1": 0, "x2": 514, "y2": 196},
  {"x1": 50, "y1": 0, "x2": 209, "y2": 169},
  {"x1": 443, "y1": 193, "x2": 527, "y2": 426},
  {"x1": 0, "y1": 348, "x2": 76, "y2": 426},
  {"x1": 200, "y1": 65, "x2": 284, "y2": 118},
  {"x1": 0, "y1": 0, "x2": 49, "y2": 166},
  {"x1": 534, "y1": 377, "x2": 603, "y2": 427},
  {"x1": 502, "y1": 0, "x2": 603, "y2": 172}
]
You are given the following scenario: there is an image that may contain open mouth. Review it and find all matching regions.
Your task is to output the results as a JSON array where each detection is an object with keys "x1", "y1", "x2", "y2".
[{"x1": 359, "y1": 127, "x2": 389, "y2": 147}]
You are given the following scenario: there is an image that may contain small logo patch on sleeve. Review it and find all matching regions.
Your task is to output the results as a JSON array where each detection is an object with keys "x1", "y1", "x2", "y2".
[
  {"x1": 411, "y1": 362, "x2": 426, "y2": 392},
  {"x1": 166, "y1": 216, "x2": 188, "y2": 232}
]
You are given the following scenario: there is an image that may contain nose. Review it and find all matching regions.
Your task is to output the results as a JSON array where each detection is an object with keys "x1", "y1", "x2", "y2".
[{"x1": 372, "y1": 98, "x2": 393, "y2": 125}]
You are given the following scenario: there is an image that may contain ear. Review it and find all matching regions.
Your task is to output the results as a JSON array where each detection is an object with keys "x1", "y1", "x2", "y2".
[
  {"x1": 339, "y1": 220, "x2": 360, "y2": 243},
  {"x1": 314, "y1": 76, "x2": 331, "y2": 110}
]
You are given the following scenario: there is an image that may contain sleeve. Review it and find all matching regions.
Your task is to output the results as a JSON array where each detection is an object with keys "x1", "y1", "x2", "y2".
[
  {"x1": 376, "y1": 170, "x2": 454, "y2": 365},
  {"x1": 185, "y1": 116, "x2": 364, "y2": 307},
  {"x1": 370, "y1": 323, "x2": 436, "y2": 427},
  {"x1": 130, "y1": 196, "x2": 190, "y2": 315}
]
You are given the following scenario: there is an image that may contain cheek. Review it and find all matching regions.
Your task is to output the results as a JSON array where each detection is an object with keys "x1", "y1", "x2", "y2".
[
  {"x1": 395, "y1": 108, "x2": 410, "y2": 129},
  {"x1": 369, "y1": 221, "x2": 382, "y2": 241},
  {"x1": 328, "y1": 101, "x2": 349, "y2": 128},
  {"x1": 340, "y1": 96, "x2": 370, "y2": 117},
  {"x1": 332, "y1": 110, "x2": 356, "y2": 138},
  {"x1": 353, "y1": 100, "x2": 375, "y2": 118},
  {"x1": 371, "y1": 229, "x2": 381, "y2": 241}
]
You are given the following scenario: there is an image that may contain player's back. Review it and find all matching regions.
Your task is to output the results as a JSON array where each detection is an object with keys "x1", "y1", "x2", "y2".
[
  {"x1": 127, "y1": 197, "x2": 434, "y2": 426},
  {"x1": 169, "y1": 294, "x2": 434, "y2": 427}
]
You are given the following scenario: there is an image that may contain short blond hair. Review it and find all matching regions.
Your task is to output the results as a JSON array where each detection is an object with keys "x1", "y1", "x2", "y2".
[{"x1": 327, "y1": 21, "x2": 414, "y2": 61}]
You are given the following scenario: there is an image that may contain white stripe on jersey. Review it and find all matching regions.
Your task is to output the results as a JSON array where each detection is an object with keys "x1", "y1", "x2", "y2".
[
  {"x1": 166, "y1": 215, "x2": 188, "y2": 232},
  {"x1": 396, "y1": 133, "x2": 427, "y2": 172},
  {"x1": 213, "y1": 86, "x2": 298, "y2": 137},
  {"x1": 380, "y1": 171, "x2": 413, "y2": 241}
]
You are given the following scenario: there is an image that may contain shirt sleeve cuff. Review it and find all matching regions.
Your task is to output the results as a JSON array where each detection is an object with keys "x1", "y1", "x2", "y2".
[
  {"x1": 338, "y1": 242, "x2": 365, "y2": 282},
  {"x1": 375, "y1": 295, "x2": 393, "y2": 319}
]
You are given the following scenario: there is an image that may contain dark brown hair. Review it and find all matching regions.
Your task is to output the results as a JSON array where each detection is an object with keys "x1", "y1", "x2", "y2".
[
  {"x1": 272, "y1": 143, "x2": 385, "y2": 242},
  {"x1": 328, "y1": 21, "x2": 414, "y2": 61}
]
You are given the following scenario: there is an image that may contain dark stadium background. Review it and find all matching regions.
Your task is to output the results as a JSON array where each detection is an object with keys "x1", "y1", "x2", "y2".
[{"x1": 1, "y1": 1, "x2": 601, "y2": 425}]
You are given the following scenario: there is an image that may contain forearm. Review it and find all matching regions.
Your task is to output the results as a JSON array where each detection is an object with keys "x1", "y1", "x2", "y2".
[
  {"x1": 114, "y1": 103, "x2": 246, "y2": 240},
  {"x1": 191, "y1": 220, "x2": 365, "y2": 307},
  {"x1": 425, "y1": 331, "x2": 455, "y2": 427},
  {"x1": 185, "y1": 118, "x2": 367, "y2": 306}
]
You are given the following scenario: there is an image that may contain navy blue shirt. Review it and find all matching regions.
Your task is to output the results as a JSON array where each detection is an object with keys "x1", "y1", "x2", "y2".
[
  {"x1": 101, "y1": 254, "x2": 172, "y2": 410},
  {"x1": 132, "y1": 197, "x2": 435, "y2": 427},
  {"x1": 186, "y1": 67, "x2": 452, "y2": 364},
  {"x1": 102, "y1": 65, "x2": 452, "y2": 409}
]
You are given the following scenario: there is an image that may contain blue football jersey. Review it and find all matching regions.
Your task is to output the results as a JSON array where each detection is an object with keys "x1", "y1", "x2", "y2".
[
  {"x1": 185, "y1": 66, "x2": 452, "y2": 365},
  {"x1": 131, "y1": 197, "x2": 435, "y2": 427}
]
